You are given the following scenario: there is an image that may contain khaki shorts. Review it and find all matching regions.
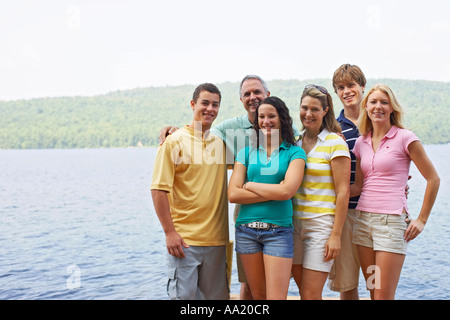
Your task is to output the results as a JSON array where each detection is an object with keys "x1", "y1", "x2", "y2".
[
  {"x1": 328, "y1": 209, "x2": 360, "y2": 292},
  {"x1": 352, "y1": 210, "x2": 409, "y2": 255},
  {"x1": 293, "y1": 214, "x2": 335, "y2": 273}
]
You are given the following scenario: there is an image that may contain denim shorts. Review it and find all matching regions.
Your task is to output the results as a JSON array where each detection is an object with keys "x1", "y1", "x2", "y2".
[{"x1": 235, "y1": 224, "x2": 294, "y2": 258}]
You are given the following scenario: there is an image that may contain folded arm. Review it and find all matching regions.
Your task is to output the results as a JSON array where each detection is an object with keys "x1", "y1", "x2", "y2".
[
  {"x1": 244, "y1": 158, "x2": 305, "y2": 201},
  {"x1": 228, "y1": 162, "x2": 272, "y2": 204}
]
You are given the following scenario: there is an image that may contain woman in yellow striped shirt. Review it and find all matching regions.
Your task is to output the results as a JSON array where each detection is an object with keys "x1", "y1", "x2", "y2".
[{"x1": 292, "y1": 85, "x2": 351, "y2": 300}]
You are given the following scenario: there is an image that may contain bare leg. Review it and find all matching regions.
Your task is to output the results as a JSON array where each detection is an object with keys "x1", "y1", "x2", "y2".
[
  {"x1": 300, "y1": 268, "x2": 328, "y2": 300},
  {"x1": 239, "y1": 252, "x2": 266, "y2": 300},
  {"x1": 264, "y1": 255, "x2": 293, "y2": 300},
  {"x1": 356, "y1": 245, "x2": 376, "y2": 300},
  {"x1": 357, "y1": 245, "x2": 405, "y2": 300},
  {"x1": 292, "y1": 264, "x2": 303, "y2": 298},
  {"x1": 373, "y1": 251, "x2": 405, "y2": 300},
  {"x1": 239, "y1": 283, "x2": 253, "y2": 300},
  {"x1": 340, "y1": 287, "x2": 360, "y2": 300}
]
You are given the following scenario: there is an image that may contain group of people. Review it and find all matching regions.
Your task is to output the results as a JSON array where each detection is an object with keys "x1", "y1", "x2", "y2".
[{"x1": 150, "y1": 64, "x2": 440, "y2": 300}]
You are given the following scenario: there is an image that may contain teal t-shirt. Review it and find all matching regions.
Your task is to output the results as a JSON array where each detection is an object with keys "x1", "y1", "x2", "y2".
[
  {"x1": 235, "y1": 141, "x2": 306, "y2": 227},
  {"x1": 210, "y1": 114, "x2": 300, "y2": 165}
]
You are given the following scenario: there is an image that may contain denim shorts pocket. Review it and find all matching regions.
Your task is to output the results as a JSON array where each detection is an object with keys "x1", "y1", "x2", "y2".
[
  {"x1": 235, "y1": 225, "x2": 261, "y2": 254},
  {"x1": 272, "y1": 226, "x2": 293, "y2": 236},
  {"x1": 262, "y1": 226, "x2": 294, "y2": 258}
]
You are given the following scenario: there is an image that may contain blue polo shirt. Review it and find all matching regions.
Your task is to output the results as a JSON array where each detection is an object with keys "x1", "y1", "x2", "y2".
[
  {"x1": 235, "y1": 141, "x2": 306, "y2": 227},
  {"x1": 337, "y1": 109, "x2": 360, "y2": 209}
]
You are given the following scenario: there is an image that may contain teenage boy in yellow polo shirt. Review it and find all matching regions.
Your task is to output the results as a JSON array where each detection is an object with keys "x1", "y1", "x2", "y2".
[{"x1": 151, "y1": 83, "x2": 229, "y2": 300}]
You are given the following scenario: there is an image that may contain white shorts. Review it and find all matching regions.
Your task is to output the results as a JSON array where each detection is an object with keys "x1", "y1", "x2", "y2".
[{"x1": 293, "y1": 214, "x2": 335, "y2": 273}]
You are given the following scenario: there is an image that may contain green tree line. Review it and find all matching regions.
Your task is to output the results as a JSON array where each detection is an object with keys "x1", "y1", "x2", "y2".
[{"x1": 1, "y1": 79, "x2": 449, "y2": 149}]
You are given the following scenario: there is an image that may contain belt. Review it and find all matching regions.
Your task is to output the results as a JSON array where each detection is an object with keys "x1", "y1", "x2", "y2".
[{"x1": 241, "y1": 222, "x2": 281, "y2": 230}]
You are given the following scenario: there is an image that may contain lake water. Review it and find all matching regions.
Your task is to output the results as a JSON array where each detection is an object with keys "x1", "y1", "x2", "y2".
[{"x1": 0, "y1": 145, "x2": 449, "y2": 300}]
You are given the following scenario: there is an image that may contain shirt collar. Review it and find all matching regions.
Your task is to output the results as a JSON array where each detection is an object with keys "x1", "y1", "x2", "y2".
[
  {"x1": 385, "y1": 125, "x2": 400, "y2": 138},
  {"x1": 257, "y1": 140, "x2": 290, "y2": 151},
  {"x1": 337, "y1": 109, "x2": 357, "y2": 128},
  {"x1": 240, "y1": 114, "x2": 253, "y2": 129},
  {"x1": 280, "y1": 141, "x2": 290, "y2": 150},
  {"x1": 299, "y1": 128, "x2": 330, "y2": 142},
  {"x1": 184, "y1": 124, "x2": 204, "y2": 138},
  {"x1": 318, "y1": 129, "x2": 330, "y2": 141},
  {"x1": 362, "y1": 126, "x2": 400, "y2": 143}
]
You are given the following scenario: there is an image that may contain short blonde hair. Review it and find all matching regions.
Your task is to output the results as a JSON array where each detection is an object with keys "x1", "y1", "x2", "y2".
[{"x1": 358, "y1": 84, "x2": 404, "y2": 136}]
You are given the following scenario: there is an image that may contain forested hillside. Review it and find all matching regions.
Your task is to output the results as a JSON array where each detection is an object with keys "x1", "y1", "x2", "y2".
[{"x1": 1, "y1": 78, "x2": 449, "y2": 149}]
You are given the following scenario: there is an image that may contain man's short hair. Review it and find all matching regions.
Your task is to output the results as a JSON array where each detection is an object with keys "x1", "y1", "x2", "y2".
[
  {"x1": 192, "y1": 83, "x2": 222, "y2": 103},
  {"x1": 239, "y1": 75, "x2": 269, "y2": 97},
  {"x1": 332, "y1": 64, "x2": 366, "y2": 92}
]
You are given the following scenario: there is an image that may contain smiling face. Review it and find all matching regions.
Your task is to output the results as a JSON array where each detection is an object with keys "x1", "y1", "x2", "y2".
[
  {"x1": 257, "y1": 103, "x2": 280, "y2": 137},
  {"x1": 240, "y1": 79, "x2": 269, "y2": 120},
  {"x1": 300, "y1": 95, "x2": 328, "y2": 133},
  {"x1": 190, "y1": 90, "x2": 220, "y2": 131},
  {"x1": 365, "y1": 89, "x2": 393, "y2": 125},
  {"x1": 335, "y1": 80, "x2": 365, "y2": 110}
]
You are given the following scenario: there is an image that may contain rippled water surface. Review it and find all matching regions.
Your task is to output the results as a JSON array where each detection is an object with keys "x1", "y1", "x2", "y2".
[{"x1": 0, "y1": 146, "x2": 449, "y2": 299}]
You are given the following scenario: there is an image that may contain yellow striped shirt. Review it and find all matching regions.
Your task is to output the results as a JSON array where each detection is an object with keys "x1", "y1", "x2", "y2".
[{"x1": 293, "y1": 129, "x2": 350, "y2": 219}]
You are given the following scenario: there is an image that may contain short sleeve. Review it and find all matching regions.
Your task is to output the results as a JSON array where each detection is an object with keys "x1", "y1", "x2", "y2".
[
  {"x1": 330, "y1": 136, "x2": 350, "y2": 160},
  {"x1": 352, "y1": 136, "x2": 363, "y2": 159},
  {"x1": 290, "y1": 145, "x2": 307, "y2": 163},
  {"x1": 402, "y1": 129, "x2": 420, "y2": 156},
  {"x1": 150, "y1": 139, "x2": 177, "y2": 192},
  {"x1": 210, "y1": 124, "x2": 225, "y2": 141},
  {"x1": 235, "y1": 146, "x2": 250, "y2": 167}
]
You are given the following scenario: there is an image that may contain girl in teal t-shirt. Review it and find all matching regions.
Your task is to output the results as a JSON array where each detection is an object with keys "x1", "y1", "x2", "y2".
[{"x1": 228, "y1": 96, "x2": 306, "y2": 300}]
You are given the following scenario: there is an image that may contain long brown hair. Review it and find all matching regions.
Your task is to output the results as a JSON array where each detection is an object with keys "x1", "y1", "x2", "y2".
[{"x1": 253, "y1": 96, "x2": 295, "y2": 147}]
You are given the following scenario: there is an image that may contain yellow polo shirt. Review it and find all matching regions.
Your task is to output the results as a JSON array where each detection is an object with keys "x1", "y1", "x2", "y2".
[{"x1": 151, "y1": 125, "x2": 229, "y2": 246}]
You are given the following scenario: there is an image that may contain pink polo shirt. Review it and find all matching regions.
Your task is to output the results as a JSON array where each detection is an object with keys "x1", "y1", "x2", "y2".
[{"x1": 353, "y1": 126, "x2": 419, "y2": 215}]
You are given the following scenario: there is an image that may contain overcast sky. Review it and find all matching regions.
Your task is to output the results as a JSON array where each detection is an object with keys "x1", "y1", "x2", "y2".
[{"x1": 1, "y1": 0, "x2": 450, "y2": 100}]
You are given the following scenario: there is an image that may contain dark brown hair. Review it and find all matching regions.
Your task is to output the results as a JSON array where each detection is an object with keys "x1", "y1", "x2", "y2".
[
  {"x1": 192, "y1": 83, "x2": 221, "y2": 103},
  {"x1": 253, "y1": 96, "x2": 295, "y2": 146}
]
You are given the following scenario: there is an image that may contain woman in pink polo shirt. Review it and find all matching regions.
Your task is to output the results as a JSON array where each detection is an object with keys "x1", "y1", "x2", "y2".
[{"x1": 350, "y1": 84, "x2": 440, "y2": 300}]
